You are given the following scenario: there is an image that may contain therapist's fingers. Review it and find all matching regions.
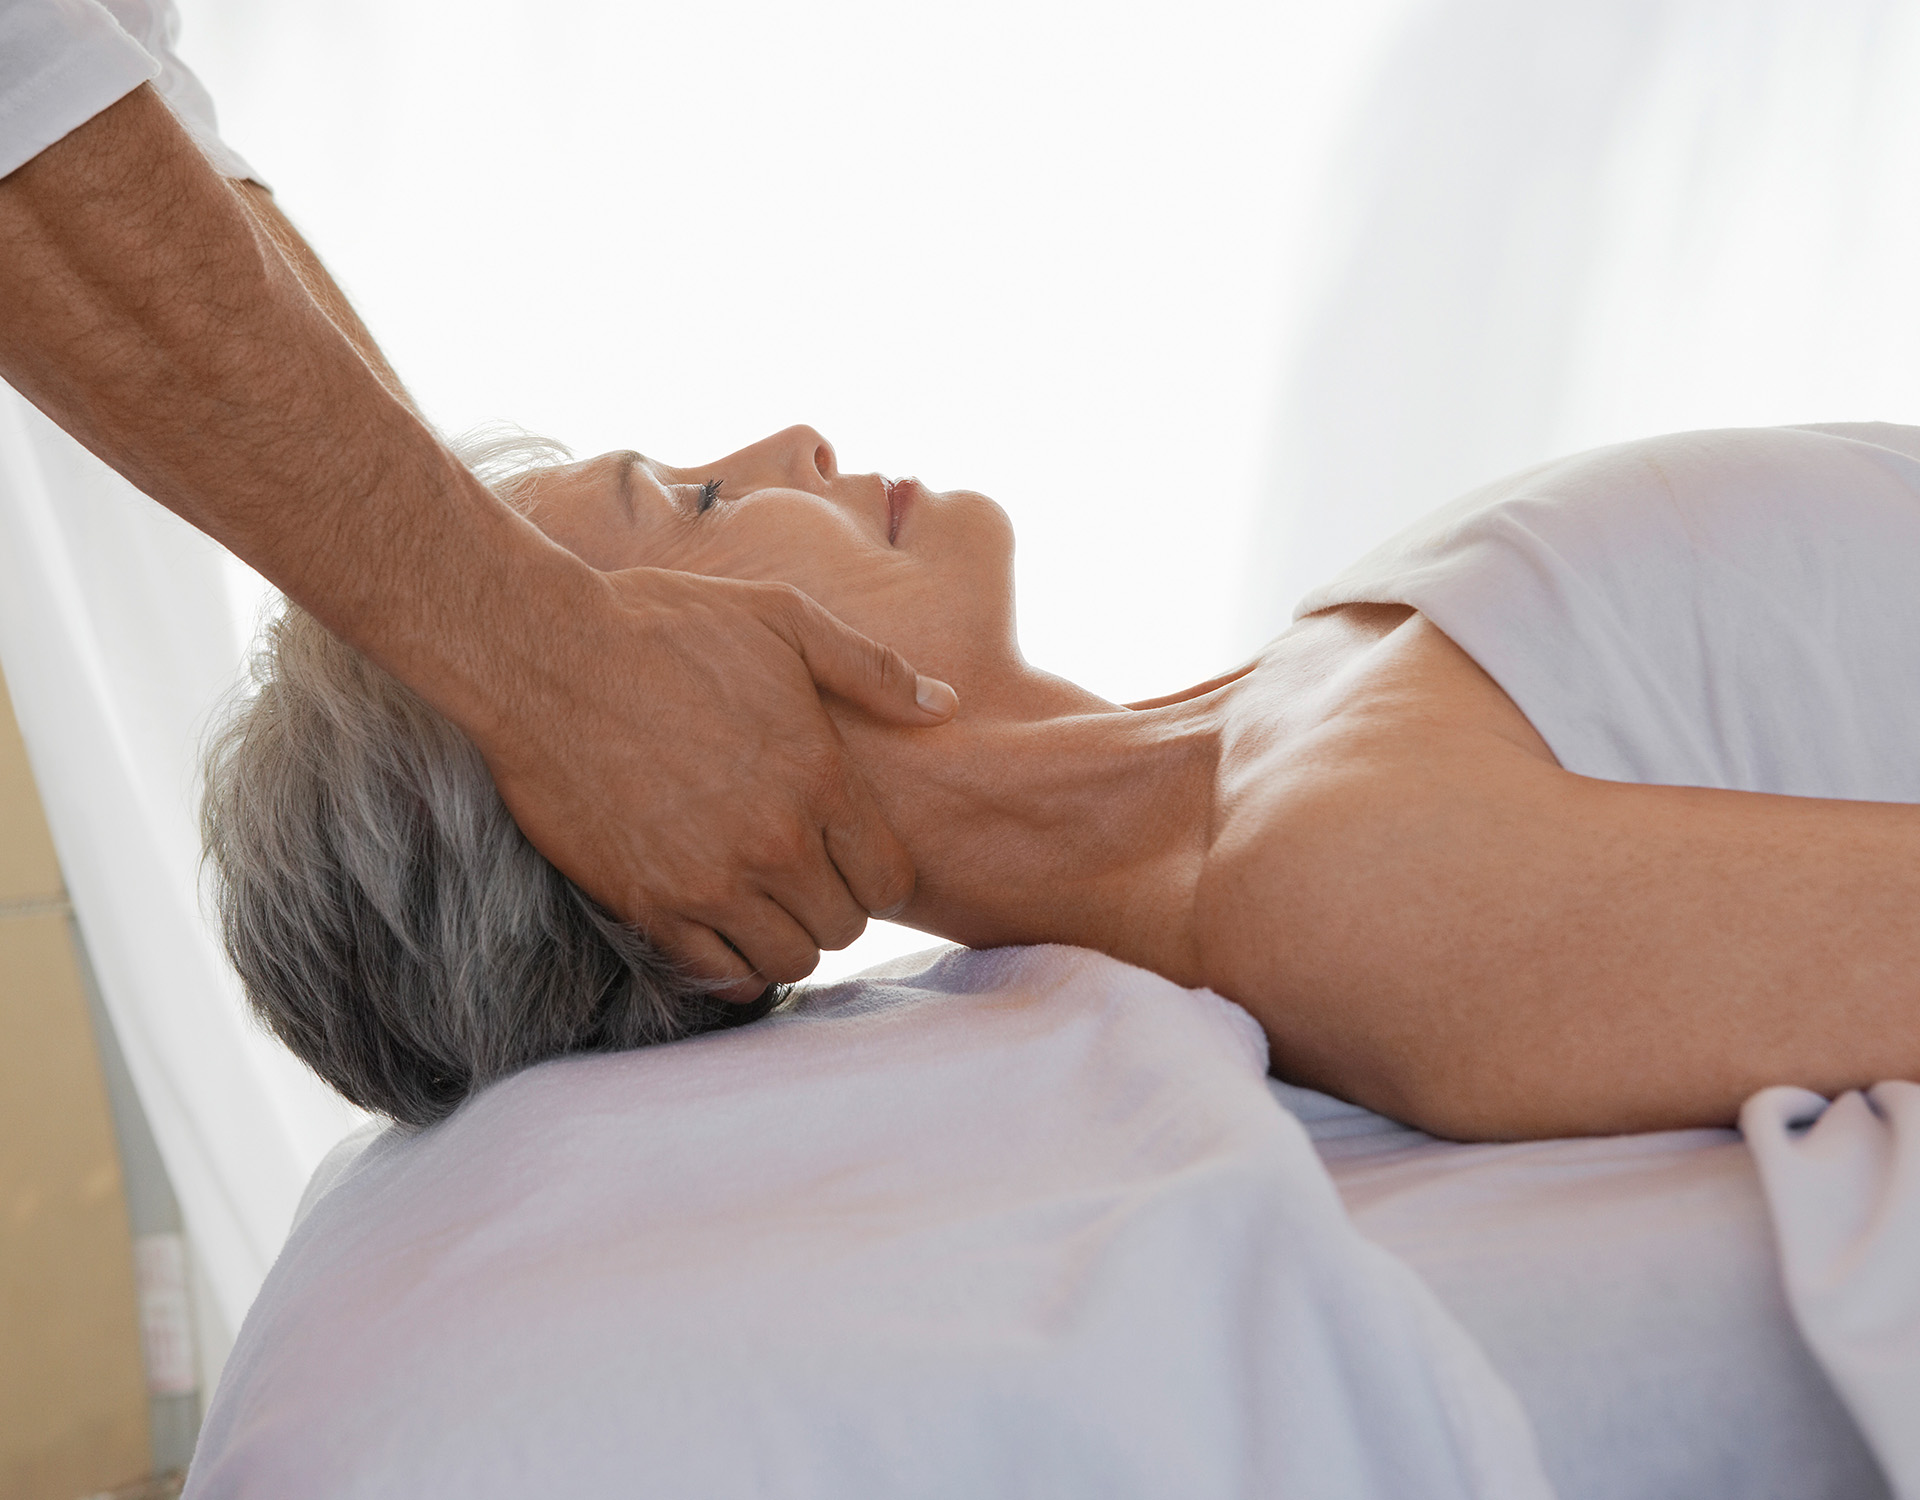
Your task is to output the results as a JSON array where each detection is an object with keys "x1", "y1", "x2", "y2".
[
  {"x1": 473, "y1": 567, "x2": 925, "y2": 995},
  {"x1": 766, "y1": 583, "x2": 959, "y2": 728},
  {"x1": 649, "y1": 914, "x2": 762, "y2": 1002},
  {"x1": 766, "y1": 821, "x2": 883, "y2": 956},
  {"x1": 708, "y1": 897, "x2": 825, "y2": 990},
  {"x1": 812, "y1": 761, "x2": 918, "y2": 923}
]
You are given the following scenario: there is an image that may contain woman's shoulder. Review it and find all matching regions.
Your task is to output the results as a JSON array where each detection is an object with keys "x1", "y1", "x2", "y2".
[{"x1": 1197, "y1": 610, "x2": 1555, "y2": 965}]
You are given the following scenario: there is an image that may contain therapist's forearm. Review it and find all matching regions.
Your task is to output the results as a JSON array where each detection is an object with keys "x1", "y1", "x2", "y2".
[
  {"x1": 0, "y1": 84, "x2": 580, "y2": 731},
  {"x1": 233, "y1": 179, "x2": 416, "y2": 417},
  {"x1": 0, "y1": 83, "x2": 951, "y2": 991}
]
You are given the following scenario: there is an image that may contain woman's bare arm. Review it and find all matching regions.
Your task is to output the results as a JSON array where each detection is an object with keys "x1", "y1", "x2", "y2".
[{"x1": 1214, "y1": 614, "x2": 1920, "y2": 1140}]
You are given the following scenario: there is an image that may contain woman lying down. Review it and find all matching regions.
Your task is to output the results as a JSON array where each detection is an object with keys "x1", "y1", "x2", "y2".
[{"x1": 201, "y1": 419, "x2": 1920, "y2": 1141}]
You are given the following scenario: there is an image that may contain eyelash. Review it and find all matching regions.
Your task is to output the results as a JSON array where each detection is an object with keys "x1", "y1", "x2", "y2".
[{"x1": 697, "y1": 478, "x2": 723, "y2": 514}]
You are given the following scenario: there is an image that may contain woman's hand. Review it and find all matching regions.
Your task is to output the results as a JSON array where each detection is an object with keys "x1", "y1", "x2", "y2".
[{"x1": 477, "y1": 566, "x2": 957, "y2": 999}]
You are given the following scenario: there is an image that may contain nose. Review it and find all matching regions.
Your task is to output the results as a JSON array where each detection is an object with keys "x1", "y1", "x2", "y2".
[{"x1": 733, "y1": 424, "x2": 838, "y2": 494}]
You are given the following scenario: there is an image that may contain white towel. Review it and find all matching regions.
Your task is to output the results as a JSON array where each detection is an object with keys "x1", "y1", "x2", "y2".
[
  {"x1": 1743, "y1": 1084, "x2": 1920, "y2": 1498},
  {"x1": 186, "y1": 945, "x2": 1552, "y2": 1500}
]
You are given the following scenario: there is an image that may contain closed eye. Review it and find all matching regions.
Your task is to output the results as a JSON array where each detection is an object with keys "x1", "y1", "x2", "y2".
[{"x1": 697, "y1": 478, "x2": 723, "y2": 514}]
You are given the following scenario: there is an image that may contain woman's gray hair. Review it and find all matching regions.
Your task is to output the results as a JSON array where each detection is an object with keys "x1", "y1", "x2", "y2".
[{"x1": 201, "y1": 426, "x2": 771, "y2": 1129}]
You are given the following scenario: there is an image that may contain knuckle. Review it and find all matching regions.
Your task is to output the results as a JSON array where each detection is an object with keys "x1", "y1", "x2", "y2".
[
  {"x1": 870, "y1": 863, "x2": 914, "y2": 915},
  {"x1": 750, "y1": 817, "x2": 815, "y2": 875},
  {"x1": 862, "y1": 636, "x2": 900, "y2": 686},
  {"x1": 804, "y1": 752, "x2": 852, "y2": 813},
  {"x1": 758, "y1": 941, "x2": 819, "y2": 986},
  {"x1": 821, "y1": 906, "x2": 868, "y2": 951},
  {"x1": 756, "y1": 579, "x2": 810, "y2": 625}
]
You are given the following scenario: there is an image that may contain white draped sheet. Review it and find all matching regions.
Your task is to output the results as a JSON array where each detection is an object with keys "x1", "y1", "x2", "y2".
[
  {"x1": 0, "y1": 389, "x2": 364, "y2": 1364},
  {"x1": 1744, "y1": 1085, "x2": 1920, "y2": 1499},
  {"x1": 186, "y1": 947, "x2": 1555, "y2": 1500}
]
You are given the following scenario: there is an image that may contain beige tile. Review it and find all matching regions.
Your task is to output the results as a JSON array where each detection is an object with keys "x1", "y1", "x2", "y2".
[
  {"x1": 0, "y1": 672, "x2": 63, "y2": 905},
  {"x1": 0, "y1": 912, "x2": 150, "y2": 1494}
]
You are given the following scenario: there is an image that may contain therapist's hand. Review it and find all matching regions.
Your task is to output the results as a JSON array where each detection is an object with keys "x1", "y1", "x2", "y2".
[
  {"x1": 0, "y1": 84, "x2": 955, "y2": 998},
  {"x1": 477, "y1": 565, "x2": 956, "y2": 999}
]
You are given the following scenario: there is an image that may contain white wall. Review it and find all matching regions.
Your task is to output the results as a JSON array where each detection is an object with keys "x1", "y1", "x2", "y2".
[{"x1": 1247, "y1": 0, "x2": 1920, "y2": 639}]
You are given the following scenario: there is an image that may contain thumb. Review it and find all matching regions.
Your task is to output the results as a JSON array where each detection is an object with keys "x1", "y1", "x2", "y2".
[{"x1": 768, "y1": 586, "x2": 958, "y2": 725}]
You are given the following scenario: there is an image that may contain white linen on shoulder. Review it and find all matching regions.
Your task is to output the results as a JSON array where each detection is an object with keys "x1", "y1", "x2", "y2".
[
  {"x1": 1296, "y1": 422, "x2": 1920, "y2": 801},
  {"x1": 185, "y1": 946, "x2": 1553, "y2": 1500},
  {"x1": 0, "y1": 0, "x2": 256, "y2": 180},
  {"x1": 1743, "y1": 1084, "x2": 1920, "y2": 1500}
]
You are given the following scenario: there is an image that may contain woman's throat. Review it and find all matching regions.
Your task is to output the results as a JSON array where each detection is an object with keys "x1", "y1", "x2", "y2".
[{"x1": 853, "y1": 697, "x2": 1225, "y2": 989}]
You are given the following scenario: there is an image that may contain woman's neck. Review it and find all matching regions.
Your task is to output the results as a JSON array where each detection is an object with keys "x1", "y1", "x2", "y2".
[
  {"x1": 835, "y1": 604, "x2": 1422, "y2": 989},
  {"x1": 841, "y1": 668, "x2": 1230, "y2": 988}
]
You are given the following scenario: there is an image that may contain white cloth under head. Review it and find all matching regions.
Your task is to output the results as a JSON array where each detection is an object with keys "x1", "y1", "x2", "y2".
[
  {"x1": 185, "y1": 945, "x2": 1553, "y2": 1500},
  {"x1": 0, "y1": 0, "x2": 255, "y2": 179}
]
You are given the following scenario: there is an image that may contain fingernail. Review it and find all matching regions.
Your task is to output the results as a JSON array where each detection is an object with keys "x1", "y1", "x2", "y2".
[
  {"x1": 872, "y1": 897, "x2": 910, "y2": 920},
  {"x1": 915, "y1": 675, "x2": 957, "y2": 717}
]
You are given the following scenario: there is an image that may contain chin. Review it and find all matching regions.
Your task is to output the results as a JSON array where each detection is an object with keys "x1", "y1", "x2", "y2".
[{"x1": 952, "y1": 490, "x2": 1017, "y2": 562}]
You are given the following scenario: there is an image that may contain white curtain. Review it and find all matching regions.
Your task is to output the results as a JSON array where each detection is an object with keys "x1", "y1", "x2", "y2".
[
  {"x1": 1247, "y1": 0, "x2": 1920, "y2": 639},
  {"x1": 0, "y1": 390, "x2": 363, "y2": 1366}
]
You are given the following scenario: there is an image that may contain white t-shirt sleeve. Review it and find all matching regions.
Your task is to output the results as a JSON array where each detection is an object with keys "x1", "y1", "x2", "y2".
[{"x1": 0, "y1": 0, "x2": 258, "y2": 182}]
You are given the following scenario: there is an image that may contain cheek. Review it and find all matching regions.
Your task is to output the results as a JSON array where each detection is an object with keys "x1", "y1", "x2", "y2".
[
  {"x1": 681, "y1": 496, "x2": 1019, "y2": 685},
  {"x1": 858, "y1": 516, "x2": 1019, "y2": 681},
  {"x1": 678, "y1": 512, "x2": 942, "y2": 651},
  {"x1": 687, "y1": 509, "x2": 876, "y2": 595}
]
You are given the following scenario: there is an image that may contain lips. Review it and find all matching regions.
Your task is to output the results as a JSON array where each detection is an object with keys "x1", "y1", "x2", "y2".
[{"x1": 885, "y1": 477, "x2": 919, "y2": 545}]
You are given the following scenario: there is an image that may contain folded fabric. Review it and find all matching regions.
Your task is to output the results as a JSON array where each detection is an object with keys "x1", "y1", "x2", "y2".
[
  {"x1": 186, "y1": 945, "x2": 1552, "y2": 1500},
  {"x1": 1743, "y1": 1083, "x2": 1920, "y2": 1499},
  {"x1": 1309, "y1": 1096, "x2": 1886, "y2": 1499}
]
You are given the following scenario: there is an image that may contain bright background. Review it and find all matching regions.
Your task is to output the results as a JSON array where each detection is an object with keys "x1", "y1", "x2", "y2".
[
  {"x1": 169, "y1": 0, "x2": 1920, "y2": 982},
  {"x1": 6, "y1": 0, "x2": 1920, "y2": 1391}
]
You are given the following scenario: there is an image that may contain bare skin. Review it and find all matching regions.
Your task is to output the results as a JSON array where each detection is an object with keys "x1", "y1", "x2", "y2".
[
  {"x1": 523, "y1": 428, "x2": 1920, "y2": 1140},
  {"x1": 0, "y1": 85, "x2": 958, "y2": 997}
]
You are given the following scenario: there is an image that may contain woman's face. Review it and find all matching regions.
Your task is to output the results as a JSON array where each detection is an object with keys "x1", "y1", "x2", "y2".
[{"x1": 519, "y1": 425, "x2": 1019, "y2": 689}]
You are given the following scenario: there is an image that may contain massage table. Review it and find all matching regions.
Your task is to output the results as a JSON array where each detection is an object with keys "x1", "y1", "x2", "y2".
[{"x1": 181, "y1": 946, "x2": 1902, "y2": 1498}]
